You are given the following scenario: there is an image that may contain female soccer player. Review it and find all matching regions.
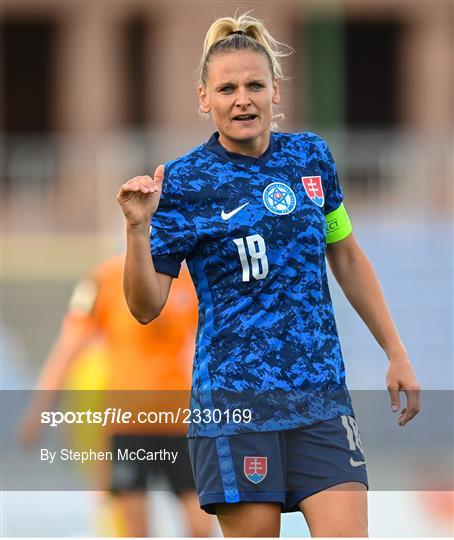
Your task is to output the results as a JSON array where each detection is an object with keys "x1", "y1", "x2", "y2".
[{"x1": 117, "y1": 13, "x2": 420, "y2": 537}]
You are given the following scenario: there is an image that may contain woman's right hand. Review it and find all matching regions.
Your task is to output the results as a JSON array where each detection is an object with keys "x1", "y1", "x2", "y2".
[{"x1": 117, "y1": 164, "x2": 165, "y2": 227}]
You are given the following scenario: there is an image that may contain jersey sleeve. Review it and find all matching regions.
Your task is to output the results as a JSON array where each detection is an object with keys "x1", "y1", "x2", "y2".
[
  {"x1": 318, "y1": 137, "x2": 352, "y2": 244},
  {"x1": 150, "y1": 167, "x2": 197, "y2": 278},
  {"x1": 68, "y1": 278, "x2": 98, "y2": 316},
  {"x1": 63, "y1": 276, "x2": 99, "y2": 333}
]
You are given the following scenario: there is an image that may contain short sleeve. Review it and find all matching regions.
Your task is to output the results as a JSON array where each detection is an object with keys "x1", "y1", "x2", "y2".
[
  {"x1": 150, "y1": 169, "x2": 197, "y2": 278},
  {"x1": 318, "y1": 137, "x2": 344, "y2": 215},
  {"x1": 68, "y1": 278, "x2": 98, "y2": 315},
  {"x1": 63, "y1": 275, "x2": 98, "y2": 332},
  {"x1": 317, "y1": 137, "x2": 353, "y2": 243}
]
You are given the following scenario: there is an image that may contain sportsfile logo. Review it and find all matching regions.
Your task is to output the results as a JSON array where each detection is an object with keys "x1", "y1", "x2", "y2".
[{"x1": 40, "y1": 407, "x2": 253, "y2": 427}]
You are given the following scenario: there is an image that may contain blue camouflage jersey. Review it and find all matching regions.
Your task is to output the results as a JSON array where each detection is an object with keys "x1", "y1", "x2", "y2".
[{"x1": 150, "y1": 131, "x2": 354, "y2": 437}]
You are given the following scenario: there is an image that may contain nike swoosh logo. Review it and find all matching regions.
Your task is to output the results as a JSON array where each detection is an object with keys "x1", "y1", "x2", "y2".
[
  {"x1": 350, "y1": 457, "x2": 366, "y2": 467},
  {"x1": 221, "y1": 202, "x2": 249, "y2": 220}
]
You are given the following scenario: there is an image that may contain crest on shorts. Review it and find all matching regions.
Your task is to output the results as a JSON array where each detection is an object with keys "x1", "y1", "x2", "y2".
[
  {"x1": 302, "y1": 176, "x2": 324, "y2": 207},
  {"x1": 262, "y1": 182, "x2": 296, "y2": 215},
  {"x1": 244, "y1": 456, "x2": 267, "y2": 484}
]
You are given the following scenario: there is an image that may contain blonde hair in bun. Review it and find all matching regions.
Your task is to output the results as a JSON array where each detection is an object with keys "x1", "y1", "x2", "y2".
[{"x1": 199, "y1": 12, "x2": 293, "y2": 85}]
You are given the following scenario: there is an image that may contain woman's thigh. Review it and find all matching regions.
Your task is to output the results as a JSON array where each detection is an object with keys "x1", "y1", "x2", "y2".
[
  {"x1": 298, "y1": 482, "x2": 368, "y2": 537},
  {"x1": 216, "y1": 502, "x2": 282, "y2": 537},
  {"x1": 285, "y1": 415, "x2": 369, "y2": 513}
]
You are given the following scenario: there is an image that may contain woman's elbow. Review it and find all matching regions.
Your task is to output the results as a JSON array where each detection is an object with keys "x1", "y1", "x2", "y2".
[
  {"x1": 128, "y1": 304, "x2": 162, "y2": 325},
  {"x1": 136, "y1": 314, "x2": 155, "y2": 325}
]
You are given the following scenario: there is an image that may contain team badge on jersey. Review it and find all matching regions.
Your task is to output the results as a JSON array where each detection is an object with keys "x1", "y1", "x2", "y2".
[
  {"x1": 302, "y1": 176, "x2": 324, "y2": 207},
  {"x1": 262, "y1": 182, "x2": 296, "y2": 215},
  {"x1": 244, "y1": 456, "x2": 268, "y2": 484}
]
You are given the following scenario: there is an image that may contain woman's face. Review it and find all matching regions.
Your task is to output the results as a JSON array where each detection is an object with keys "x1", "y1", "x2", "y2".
[{"x1": 198, "y1": 49, "x2": 280, "y2": 155}]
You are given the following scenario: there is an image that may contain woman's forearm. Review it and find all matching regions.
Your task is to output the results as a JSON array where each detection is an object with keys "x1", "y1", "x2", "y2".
[
  {"x1": 124, "y1": 223, "x2": 166, "y2": 324},
  {"x1": 117, "y1": 168, "x2": 170, "y2": 323},
  {"x1": 328, "y1": 239, "x2": 406, "y2": 359}
]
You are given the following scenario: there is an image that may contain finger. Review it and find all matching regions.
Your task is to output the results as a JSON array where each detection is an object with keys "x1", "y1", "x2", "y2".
[
  {"x1": 406, "y1": 388, "x2": 420, "y2": 412},
  {"x1": 136, "y1": 175, "x2": 153, "y2": 189},
  {"x1": 153, "y1": 164, "x2": 165, "y2": 187},
  {"x1": 126, "y1": 175, "x2": 153, "y2": 188},
  {"x1": 133, "y1": 176, "x2": 158, "y2": 194},
  {"x1": 120, "y1": 181, "x2": 141, "y2": 193},
  {"x1": 399, "y1": 407, "x2": 419, "y2": 426},
  {"x1": 119, "y1": 181, "x2": 151, "y2": 200},
  {"x1": 133, "y1": 177, "x2": 153, "y2": 190},
  {"x1": 388, "y1": 388, "x2": 400, "y2": 412},
  {"x1": 399, "y1": 389, "x2": 420, "y2": 425}
]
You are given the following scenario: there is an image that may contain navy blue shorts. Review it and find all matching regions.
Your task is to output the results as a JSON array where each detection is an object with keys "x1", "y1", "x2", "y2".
[{"x1": 188, "y1": 415, "x2": 368, "y2": 514}]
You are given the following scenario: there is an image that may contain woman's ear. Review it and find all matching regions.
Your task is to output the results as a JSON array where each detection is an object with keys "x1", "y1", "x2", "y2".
[
  {"x1": 272, "y1": 79, "x2": 280, "y2": 105},
  {"x1": 198, "y1": 84, "x2": 211, "y2": 113}
]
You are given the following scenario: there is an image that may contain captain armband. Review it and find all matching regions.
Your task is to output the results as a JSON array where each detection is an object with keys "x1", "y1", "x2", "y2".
[{"x1": 325, "y1": 203, "x2": 353, "y2": 244}]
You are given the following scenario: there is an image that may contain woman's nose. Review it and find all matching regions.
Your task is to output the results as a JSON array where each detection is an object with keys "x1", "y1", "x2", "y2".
[{"x1": 235, "y1": 87, "x2": 252, "y2": 106}]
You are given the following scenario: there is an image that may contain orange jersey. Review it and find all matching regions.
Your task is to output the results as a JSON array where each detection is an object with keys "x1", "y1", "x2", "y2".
[
  {"x1": 66, "y1": 256, "x2": 198, "y2": 434},
  {"x1": 89, "y1": 256, "x2": 196, "y2": 390}
]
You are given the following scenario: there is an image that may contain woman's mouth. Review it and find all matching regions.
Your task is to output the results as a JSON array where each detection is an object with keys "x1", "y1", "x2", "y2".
[{"x1": 232, "y1": 114, "x2": 258, "y2": 124}]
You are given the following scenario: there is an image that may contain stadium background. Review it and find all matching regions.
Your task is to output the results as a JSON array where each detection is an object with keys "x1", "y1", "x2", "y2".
[{"x1": 1, "y1": 0, "x2": 452, "y2": 536}]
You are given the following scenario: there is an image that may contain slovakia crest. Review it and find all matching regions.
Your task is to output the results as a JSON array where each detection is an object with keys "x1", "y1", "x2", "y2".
[
  {"x1": 302, "y1": 176, "x2": 324, "y2": 207},
  {"x1": 262, "y1": 182, "x2": 296, "y2": 215},
  {"x1": 244, "y1": 456, "x2": 268, "y2": 484}
]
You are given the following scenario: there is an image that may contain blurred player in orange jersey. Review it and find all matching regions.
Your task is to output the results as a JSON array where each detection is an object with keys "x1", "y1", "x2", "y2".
[{"x1": 20, "y1": 255, "x2": 214, "y2": 537}]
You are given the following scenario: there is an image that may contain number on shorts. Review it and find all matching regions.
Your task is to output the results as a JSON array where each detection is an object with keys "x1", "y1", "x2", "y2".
[{"x1": 341, "y1": 415, "x2": 364, "y2": 454}]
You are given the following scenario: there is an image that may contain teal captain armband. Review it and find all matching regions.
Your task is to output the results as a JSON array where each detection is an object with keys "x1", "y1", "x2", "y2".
[{"x1": 325, "y1": 203, "x2": 352, "y2": 244}]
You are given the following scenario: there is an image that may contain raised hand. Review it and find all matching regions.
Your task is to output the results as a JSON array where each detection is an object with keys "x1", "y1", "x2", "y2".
[{"x1": 117, "y1": 164, "x2": 165, "y2": 228}]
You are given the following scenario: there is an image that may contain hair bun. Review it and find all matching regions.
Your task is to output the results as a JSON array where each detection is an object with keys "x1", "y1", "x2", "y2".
[{"x1": 200, "y1": 12, "x2": 294, "y2": 85}]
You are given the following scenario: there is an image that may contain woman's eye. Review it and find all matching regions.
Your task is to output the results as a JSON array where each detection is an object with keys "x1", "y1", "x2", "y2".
[{"x1": 250, "y1": 83, "x2": 263, "y2": 90}]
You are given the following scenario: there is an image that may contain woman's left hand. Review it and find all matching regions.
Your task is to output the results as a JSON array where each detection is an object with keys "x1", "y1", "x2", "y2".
[{"x1": 386, "y1": 354, "x2": 420, "y2": 426}]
